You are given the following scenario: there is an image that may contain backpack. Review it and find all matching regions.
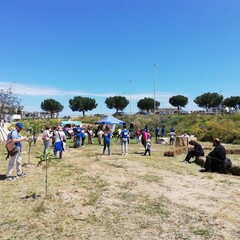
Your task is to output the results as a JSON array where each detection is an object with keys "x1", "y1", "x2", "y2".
[
  {"x1": 223, "y1": 158, "x2": 232, "y2": 169},
  {"x1": 5, "y1": 131, "x2": 19, "y2": 156}
]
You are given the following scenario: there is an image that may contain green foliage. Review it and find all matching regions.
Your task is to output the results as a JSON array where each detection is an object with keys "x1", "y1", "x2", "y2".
[
  {"x1": 21, "y1": 119, "x2": 60, "y2": 135},
  {"x1": 222, "y1": 96, "x2": 240, "y2": 108},
  {"x1": 69, "y1": 96, "x2": 98, "y2": 116},
  {"x1": 106, "y1": 113, "x2": 240, "y2": 144},
  {"x1": 37, "y1": 150, "x2": 55, "y2": 167},
  {"x1": 166, "y1": 114, "x2": 240, "y2": 144},
  {"x1": 41, "y1": 99, "x2": 64, "y2": 118},
  {"x1": 20, "y1": 113, "x2": 240, "y2": 144},
  {"x1": 0, "y1": 87, "x2": 23, "y2": 119},
  {"x1": 169, "y1": 95, "x2": 188, "y2": 110},
  {"x1": 194, "y1": 92, "x2": 223, "y2": 111},
  {"x1": 105, "y1": 96, "x2": 129, "y2": 112},
  {"x1": 137, "y1": 97, "x2": 160, "y2": 112}
]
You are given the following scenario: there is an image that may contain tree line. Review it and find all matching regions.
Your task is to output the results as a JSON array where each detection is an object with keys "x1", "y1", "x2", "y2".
[{"x1": 1, "y1": 87, "x2": 240, "y2": 118}]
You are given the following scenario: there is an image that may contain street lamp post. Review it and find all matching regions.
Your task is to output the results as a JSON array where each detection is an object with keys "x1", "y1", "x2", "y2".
[
  {"x1": 129, "y1": 80, "x2": 132, "y2": 115},
  {"x1": 154, "y1": 64, "x2": 158, "y2": 113}
]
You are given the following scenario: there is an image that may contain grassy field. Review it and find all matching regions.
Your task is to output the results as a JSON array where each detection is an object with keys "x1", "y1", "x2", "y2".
[{"x1": 1, "y1": 137, "x2": 240, "y2": 240}]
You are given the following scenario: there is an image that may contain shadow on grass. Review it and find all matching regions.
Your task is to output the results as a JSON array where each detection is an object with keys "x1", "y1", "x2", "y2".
[{"x1": 0, "y1": 174, "x2": 7, "y2": 180}]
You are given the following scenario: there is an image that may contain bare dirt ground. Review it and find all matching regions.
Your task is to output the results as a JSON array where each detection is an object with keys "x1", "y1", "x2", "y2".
[{"x1": 1, "y1": 140, "x2": 240, "y2": 239}]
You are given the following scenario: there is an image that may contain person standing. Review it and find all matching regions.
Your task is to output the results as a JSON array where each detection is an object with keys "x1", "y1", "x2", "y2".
[
  {"x1": 6, "y1": 122, "x2": 27, "y2": 181},
  {"x1": 169, "y1": 131, "x2": 176, "y2": 145},
  {"x1": 135, "y1": 127, "x2": 141, "y2": 143},
  {"x1": 96, "y1": 125, "x2": 103, "y2": 145},
  {"x1": 51, "y1": 127, "x2": 57, "y2": 147},
  {"x1": 142, "y1": 128, "x2": 150, "y2": 149},
  {"x1": 75, "y1": 125, "x2": 82, "y2": 148},
  {"x1": 116, "y1": 127, "x2": 122, "y2": 142},
  {"x1": 170, "y1": 126, "x2": 176, "y2": 132},
  {"x1": 161, "y1": 126, "x2": 166, "y2": 137},
  {"x1": 87, "y1": 125, "x2": 93, "y2": 144},
  {"x1": 103, "y1": 126, "x2": 112, "y2": 155},
  {"x1": 155, "y1": 126, "x2": 160, "y2": 143},
  {"x1": 144, "y1": 139, "x2": 151, "y2": 156},
  {"x1": 42, "y1": 126, "x2": 52, "y2": 159},
  {"x1": 54, "y1": 126, "x2": 66, "y2": 159},
  {"x1": 121, "y1": 125, "x2": 129, "y2": 155},
  {"x1": 81, "y1": 127, "x2": 86, "y2": 147}
]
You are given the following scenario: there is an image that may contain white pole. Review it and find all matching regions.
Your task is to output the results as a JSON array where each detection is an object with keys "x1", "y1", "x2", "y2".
[
  {"x1": 130, "y1": 80, "x2": 132, "y2": 115},
  {"x1": 154, "y1": 64, "x2": 158, "y2": 113}
]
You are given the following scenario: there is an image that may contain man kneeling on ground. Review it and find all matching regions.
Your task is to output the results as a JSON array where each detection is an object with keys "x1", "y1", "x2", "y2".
[
  {"x1": 200, "y1": 138, "x2": 226, "y2": 172},
  {"x1": 183, "y1": 140, "x2": 204, "y2": 163}
]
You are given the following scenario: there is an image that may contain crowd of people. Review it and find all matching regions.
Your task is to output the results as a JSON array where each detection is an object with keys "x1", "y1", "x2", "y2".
[{"x1": 3, "y1": 121, "x2": 232, "y2": 181}]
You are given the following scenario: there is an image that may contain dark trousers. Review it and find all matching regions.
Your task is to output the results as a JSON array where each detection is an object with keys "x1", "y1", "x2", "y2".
[
  {"x1": 142, "y1": 140, "x2": 146, "y2": 149},
  {"x1": 204, "y1": 155, "x2": 224, "y2": 172},
  {"x1": 144, "y1": 149, "x2": 151, "y2": 156},
  {"x1": 103, "y1": 142, "x2": 110, "y2": 155},
  {"x1": 185, "y1": 150, "x2": 201, "y2": 162}
]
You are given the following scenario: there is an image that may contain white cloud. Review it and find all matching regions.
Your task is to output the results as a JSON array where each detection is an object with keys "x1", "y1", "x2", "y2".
[{"x1": 0, "y1": 81, "x2": 200, "y2": 113}]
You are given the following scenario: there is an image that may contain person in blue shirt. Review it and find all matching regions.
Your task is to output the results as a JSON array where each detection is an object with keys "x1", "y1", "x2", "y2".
[
  {"x1": 161, "y1": 125, "x2": 166, "y2": 137},
  {"x1": 6, "y1": 122, "x2": 27, "y2": 181},
  {"x1": 121, "y1": 124, "x2": 129, "y2": 155},
  {"x1": 75, "y1": 125, "x2": 82, "y2": 148},
  {"x1": 81, "y1": 127, "x2": 86, "y2": 147},
  {"x1": 103, "y1": 126, "x2": 112, "y2": 155}
]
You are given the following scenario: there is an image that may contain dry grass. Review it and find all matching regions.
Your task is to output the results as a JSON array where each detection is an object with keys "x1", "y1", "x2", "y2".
[{"x1": 1, "y1": 138, "x2": 240, "y2": 239}]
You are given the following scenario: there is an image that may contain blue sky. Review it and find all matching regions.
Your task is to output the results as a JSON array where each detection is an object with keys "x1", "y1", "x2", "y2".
[{"x1": 0, "y1": 0, "x2": 240, "y2": 116}]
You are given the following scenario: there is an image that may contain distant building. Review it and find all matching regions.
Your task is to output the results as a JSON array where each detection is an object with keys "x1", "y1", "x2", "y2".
[
  {"x1": 156, "y1": 108, "x2": 178, "y2": 115},
  {"x1": 7, "y1": 114, "x2": 21, "y2": 122},
  {"x1": 22, "y1": 111, "x2": 59, "y2": 119}
]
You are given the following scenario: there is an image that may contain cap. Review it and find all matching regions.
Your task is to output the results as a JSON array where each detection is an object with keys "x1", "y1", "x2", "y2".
[{"x1": 16, "y1": 122, "x2": 24, "y2": 129}]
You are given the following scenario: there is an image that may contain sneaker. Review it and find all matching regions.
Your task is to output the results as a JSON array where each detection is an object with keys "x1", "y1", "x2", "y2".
[
  {"x1": 17, "y1": 173, "x2": 26, "y2": 178},
  {"x1": 5, "y1": 176, "x2": 16, "y2": 181}
]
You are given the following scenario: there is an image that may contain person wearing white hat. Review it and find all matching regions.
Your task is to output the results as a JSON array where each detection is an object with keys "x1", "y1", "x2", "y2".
[
  {"x1": 5, "y1": 122, "x2": 27, "y2": 181},
  {"x1": 54, "y1": 126, "x2": 66, "y2": 159}
]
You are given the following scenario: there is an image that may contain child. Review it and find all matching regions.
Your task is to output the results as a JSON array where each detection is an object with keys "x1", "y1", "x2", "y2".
[{"x1": 144, "y1": 139, "x2": 151, "y2": 156}]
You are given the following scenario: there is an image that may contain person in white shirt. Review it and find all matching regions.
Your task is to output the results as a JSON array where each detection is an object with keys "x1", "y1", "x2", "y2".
[
  {"x1": 6, "y1": 122, "x2": 27, "y2": 181},
  {"x1": 42, "y1": 126, "x2": 52, "y2": 159},
  {"x1": 54, "y1": 126, "x2": 66, "y2": 159}
]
